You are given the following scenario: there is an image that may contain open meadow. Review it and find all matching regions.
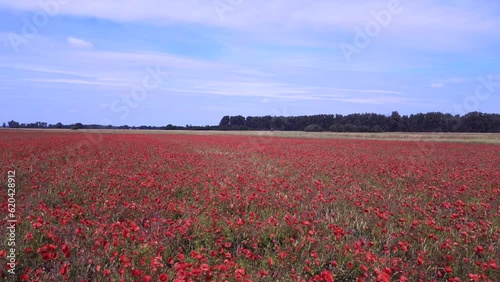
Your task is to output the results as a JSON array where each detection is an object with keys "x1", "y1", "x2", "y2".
[{"x1": 1, "y1": 130, "x2": 499, "y2": 281}]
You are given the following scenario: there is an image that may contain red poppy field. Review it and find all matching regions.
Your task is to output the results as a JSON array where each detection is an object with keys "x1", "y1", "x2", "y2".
[{"x1": 1, "y1": 131, "x2": 499, "y2": 281}]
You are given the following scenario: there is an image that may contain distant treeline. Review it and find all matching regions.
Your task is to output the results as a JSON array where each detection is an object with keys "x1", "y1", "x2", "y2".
[
  {"x1": 2, "y1": 121, "x2": 217, "y2": 131},
  {"x1": 3, "y1": 111, "x2": 500, "y2": 133},
  {"x1": 218, "y1": 111, "x2": 500, "y2": 133}
]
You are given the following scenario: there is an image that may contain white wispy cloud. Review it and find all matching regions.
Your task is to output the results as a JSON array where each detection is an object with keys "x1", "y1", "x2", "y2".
[
  {"x1": 1, "y1": 45, "x2": 409, "y2": 105},
  {"x1": 0, "y1": 1, "x2": 498, "y2": 53},
  {"x1": 23, "y1": 78, "x2": 129, "y2": 88},
  {"x1": 162, "y1": 78, "x2": 406, "y2": 104},
  {"x1": 432, "y1": 77, "x2": 468, "y2": 88},
  {"x1": 67, "y1": 37, "x2": 93, "y2": 49},
  {"x1": 0, "y1": 63, "x2": 94, "y2": 78}
]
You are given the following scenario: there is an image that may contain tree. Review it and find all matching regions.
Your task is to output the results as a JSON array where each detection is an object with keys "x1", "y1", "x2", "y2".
[
  {"x1": 229, "y1": 115, "x2": 245, "y2": 127},
  {"x1": 460, "y1": 112, "x2": 485, "y2": 132},
  {"x1": 71, "y1": 122, "x2": 84, "y2": 130},
  {"x1": 329, "y1": 124, "x2": 342, "y2": 132},
  {"x1": 390, "y1": 111, "x2": 402, "y2": 131},
  {"x1": 304, "y1": 124, "x2": 322, "y2": 132},
  {"x1": 2, "y1": 122, "x2": 5, "y2": 128},
  {"x1": 270, "y1": 116, "x2": 287, "y2": 131},
  {"x1": 219, "y1": 116, "x2": 230, "y2": 127},
  {"x1": 245, "y1": 116, "x2": 257, "y2": 129},
  {"x1": 55, "y1": 122, "x2": 63, "y2": 129},
  {"x1": 8, "y1": 120, "x2": 20, "y2": 128}
]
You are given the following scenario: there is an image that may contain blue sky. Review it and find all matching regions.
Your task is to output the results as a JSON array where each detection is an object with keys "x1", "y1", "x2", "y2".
[{"x1": 1, "y1": 0, "x2": 499, "y2": 126}]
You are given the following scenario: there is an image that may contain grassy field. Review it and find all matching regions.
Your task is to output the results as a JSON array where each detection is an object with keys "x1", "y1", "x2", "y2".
[{"x1": 3, "y1": 129, "x2": 500, "y2": 144}]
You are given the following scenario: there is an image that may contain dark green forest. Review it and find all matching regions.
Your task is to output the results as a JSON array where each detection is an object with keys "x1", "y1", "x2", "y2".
[
  {"x1": 4, "y1": 111, "x2": 500, "y2": 132},
  {"x1": 218, "y1": 111, "x2": 500, "y2": 132}
]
